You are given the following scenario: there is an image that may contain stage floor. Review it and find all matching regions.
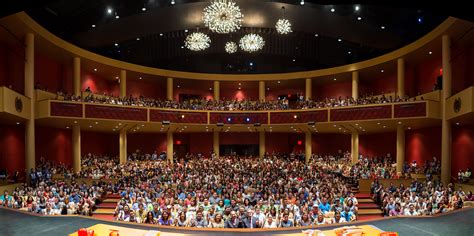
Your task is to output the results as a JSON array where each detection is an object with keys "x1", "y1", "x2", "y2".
[{"x1": 0, "y1": 208, "x2": 473, "y2": 236}]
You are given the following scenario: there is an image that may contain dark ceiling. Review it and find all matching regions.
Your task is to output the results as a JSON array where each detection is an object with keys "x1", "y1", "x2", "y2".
[{"x1": 13, "y1": 0, "x2": 460, "y2": 73}]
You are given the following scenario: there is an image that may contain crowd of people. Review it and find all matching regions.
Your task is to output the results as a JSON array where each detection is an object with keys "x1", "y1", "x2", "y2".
[
  {"x1": 0, "y1": 151, "x2": 467, "y2": 229},
  {"x1": 57, "y1": 88, "x2": 421, "y2": 111}
]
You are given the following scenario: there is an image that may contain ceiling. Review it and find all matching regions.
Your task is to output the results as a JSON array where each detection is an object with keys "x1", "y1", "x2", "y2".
[{"x1": 21, "y1": 0, "x2": 453, "y2": 74}]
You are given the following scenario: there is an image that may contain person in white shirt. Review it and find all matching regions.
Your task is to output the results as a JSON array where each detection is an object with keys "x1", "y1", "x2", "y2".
[
  {"x1": 263, "y1": 216, "x2": 278, "y2": 228},
  {"x1": 404, "y1": 204, "x2": 419, "y2": 216}
]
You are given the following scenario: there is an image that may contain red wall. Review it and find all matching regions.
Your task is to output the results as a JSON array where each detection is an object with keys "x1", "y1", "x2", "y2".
[
  {"x1": 313, "y1": 81, "x2": 352, "y2": 100},
  {"x1": 128, "y1": 79, "x2": 165, "y2": 100},
  {"x1": 127, "y1": 133, "x2": 167, "y2": 154},
  {"x1": 220, "y1": 88, "x2": 259, "y2": 101},
  {"x1": 266, "y1": 88, "x2": 304, "y2": 101},
  {"x1": 312, "y1": 133, "x2": 351, "y2": 155},
  {"x1": 452, "y1": 125, "x2": 474, "y2": 174},
  {"x1": 81, "y1": 71, "x2": 119, "y2": 96},
  {"x1": 36, "y1": 127, "x2": 72, "y2": 167},
  {"x1": 220, "y1": 132, "x2": 258, "y2": 145},
  {"x1": 0, "y1": 42, "x2": 24, "y2": 93},
  {"x1": 189, "y1": 133, "x2": 213, "y2": 155},
  {"x1": 412, "y1": 56, "x2": 442, "y2": 95},
  {"x1": 452, "y1": 45, "x2": 474, "y2": 94},
  {"x1": 174, "y1": 88, "x2": 213, "y2": 101},
  {"x1": 81, "y1": 131, "x2": 119, "y2": 156},
  {"x1": 359, "y1": 132, "x2": 396, "y2": 158},
  {"x1": 35, "y1": 53, "x2": 66, "y2": 93},
  {"x1": 0, "y1": 125, "x2": 25, "y2": 175},
  {"x1": 405, "y1": 127, "x2": 441, "y2": 165},
  {"x1": 360, "y1": 73, "x2": 397, "y2": 97},
  {"x1": 265, "y1": 133, "x2": 306, "y2": 153}
]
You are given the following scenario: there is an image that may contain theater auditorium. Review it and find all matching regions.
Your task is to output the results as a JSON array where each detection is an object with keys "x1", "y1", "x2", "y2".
[{"x1": 0, "y1": 1, "x2": 473, "y2": 236}]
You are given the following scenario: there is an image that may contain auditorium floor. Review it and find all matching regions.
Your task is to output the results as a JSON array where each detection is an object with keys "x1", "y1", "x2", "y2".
[{"x1": 0, "y1": 208, "x2": 473, "y2": 236}]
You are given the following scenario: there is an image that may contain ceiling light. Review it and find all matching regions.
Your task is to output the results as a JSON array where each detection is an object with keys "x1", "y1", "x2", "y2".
[
  {"x1": 456, "y1": 122, "x2": 460, "y2": 125},
  {"x1": 159, "y1": 33, "x2": 164, "y2": 36},
  {"x1": 118, "y1": 123, "x2": 122, "y2": 125},
  {"x1": 185, "y1": 32, "x2": 211, "y2": 51},
  {"x1": 331, "y1": 8, "x2": 335, "y2": 12},
  {"x1": 89, "y1": 125, "x2": 92, "y2": 128},
  {"x1": 239, "y1": 34, "x2": 265, "y2": 52},
  {"x1": 177, "y1": 85, "x2": 180, "y2": 88},
  {"x1": 114, "y1": 43, "x2": 119, "y2": 47},
  {"x1": 300, "y1": 0, "x2": 304, "y2": 5},
  {"x1": 16, "y1": 122, "x2": 20, "y2": 125},
  {"x1": 381, "y1": 26, "x2": 386, "y2": 29},
  {"x1": 355, "y1": 5, "x2": 360, "y2": 11},
  {"x1": 74, "y1": 121, "x2": 78, "y2": 124},
  {"x1": 292, "y1": 59, "x2": 296, "y2": 62},
  {"x1": 357, "y1": 16, "x2": 362, "y2": 21},
  {"x1": 348, "y1": 51, "x2": 351, "y2": 54},
  {"x1": 93, "y1": 68, "x2": 97, "y2": 71},
  {"x1": 333, "y1": 78, "x2": 337, "y2": 81},
  {"x1": 95, "y1": 121, "x2": 99, "y2": 124},
  {"x1": 428, "y1": 51, "x2": 433, "y2": 55},
  {"x1": 381, "y1": 69, "x2": 384, "y2": 73},
  {"x1": 91, "y1": 24, "x2": 96, "y2": 28},
  {"x1": 115, "y1": 15, "x2": 120, "y2": 19},
  {"x1": 107, "y1": 8, "x2": 113, "y2": 14},
  {"x1": 267, "y1": 87, "x2": 270, "y2": 91},
  {"x1": 139, "y1": 77, "x2": 142, "y2": 80},
  {"x1": 184, "y1": 29, "x2": 188, "y2": 33},
  {"x1": 171, "y1": 0, "x2": 176, "y2": 5},
  {"x1": 225, "y1": 41, "x2": 238, "y2": 54},
  {"x1": 238, "y1": 87, "x2": 241, "y2": 90},
  {"x1": 275, "y1": 18, "x2": 292, "y2": 34},
  {"x1": 277, "y1": 81, "x2": 281, "y2": 84},
  {"x1": 398, "y1": 121, "x2": 402, "y2": 124},
  {"x1": 209, "y1": 87, "x2": 212, "y2": 90},
  {"x1": 314, "y1": 34, "x2": 319, "y2": 37},
  {"x1": 181, "y1": 46, "x2": 184, "y2": 49},
  {"x1": 383, "y1": 126, "x2": 386, "y2": 128},
  {"x1": 377, "y1": 122, "x2": 381, "y2": 125},
  {"x1": 238, "y1": 82, "x2": 241, "y2": 85},
  {"x1": 203, "y1": 0, "x2": 243, "y2": 34},
  {"x1": 136, "y1": 37, "x2": 140, "y2": 41},
  {"x1": 142, "y1": 7, "x2": 147, "y2": 11},
  {"x1": 338, "y1": 38, "x2": 342, "y2": 42}
]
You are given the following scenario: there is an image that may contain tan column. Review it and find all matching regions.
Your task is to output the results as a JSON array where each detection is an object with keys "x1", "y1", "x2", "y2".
[
  {"x1": 213, "y1": 81, "x2": 220, "y2": 101},
  {"x1": 167, "y1": 77, "x2": 173, "y2": 101},
  {"x1": 72, "y1": 125, "x2": 81, "y2": 172},
  {"x1": 441, "y1": 35, "x2": 452, "y2": 185},
  {"x1": 213, "y1": 131, "x2": 220, "y2": 157},
  {"x1": 24, "y1": 33, "x2": 35, "y2": 171},
  {"x1": 120, "y1": 70, "x2": 127, "y2": 98},
  {"x1": 73, "y1": 57, "x2": 81, "y2": 96},
  {"x1": 119, "y1": 129, "x2": 127, "y2": 164},
  {"x1": 397, "y1": 58, "x2": 405, "y2": 97},
  {"x1": 352, "y1": 71, "x2": 359, "y2": 100},
  {"x1": 305, "y1": 131, "x2": 312, "y2": 163},
  {"x1": 259, "y1": 131, "x2": 266, "y2": 158},
  {"x1": 305, "y1": 78, "x2": 312, "y2": 101},
  {"x1": 396, "y1": 125, "x2": 405, "y2": 174},
  {"x1": 351, "y1": 131, "x2": 359, "y2": 164},
  {"x1": 259, "y1": 81, "x2": 265, "y2": 101},
  {"x1": 167, "y1": 132, "x2": 174, "y2": 163}
]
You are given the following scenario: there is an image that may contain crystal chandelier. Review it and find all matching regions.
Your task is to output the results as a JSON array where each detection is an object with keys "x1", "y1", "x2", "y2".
[
  {"x1": 225, "y1": 41, "x2": 237, "y2": 54},
  {"x1": 184, "y1": 32, "x2": 211, "y2": 51},
  {"x1": 239, "y1": 34, "x2": 265, "y2": 52},
  {"x1": 275, "y1": 6, "x2": 292, "y2": 34},
  {"x1": 203, "y1": 0, "x2": 244, "y2": 34}
]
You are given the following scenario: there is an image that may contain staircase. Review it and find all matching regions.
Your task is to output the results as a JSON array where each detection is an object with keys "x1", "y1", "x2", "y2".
[
  {"x1": 355, "y1": 193, "x2": 384, "y2": 221},
  {"x1": 92, "y1": 193, "x2": 121, "y2": 221}
]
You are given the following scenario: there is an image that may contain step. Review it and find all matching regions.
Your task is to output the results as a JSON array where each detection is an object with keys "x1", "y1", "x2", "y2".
[
  {"x1": 107, "y1": 194, "x2": 121, "y2": 199},
  {"x1": 355, "y1": 193, "x2": 372, "y2": 199},
  {"x1": 103, "y1": 198, "x2": 120, "y2": 203},
  {"x1": 358, "y1": 203, "x2": 380, "y2": 209},
  {"x1": 97, "y1": 203, "x2": 117, "y2": 209},
  {"x1": 93, "y1": 208, "x2": 115, "y2": 215},
  {"x1": 358, "y1": 215, "x2": 384, "y2": 221},
  {"x1": 358, "y1": 208, "x2": 384, "y2": 215},
  {"x1": 92, "y1": 214, "x2": 115, "y2": 221},
  {"x1": 358, "y1": 198, "x2": 375, "y2": 203}
]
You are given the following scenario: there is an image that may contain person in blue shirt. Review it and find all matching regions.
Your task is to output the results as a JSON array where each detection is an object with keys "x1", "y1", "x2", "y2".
[
  {"x1": 318, "y1": 197, "x2": 331, "y2": 214},
  {"x1": 340, "y1": 206, "x2": 355, "y2": 222},
  {"x1": 279, "y1": 213, "x2": 294, "y2": 228}
]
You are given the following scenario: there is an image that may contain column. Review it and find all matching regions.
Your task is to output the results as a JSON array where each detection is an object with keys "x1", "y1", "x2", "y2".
[
  {"x1": 72, "y1": 125, "x2": 81, "y2": 172},
  {"x1": 397, "y1": 58, "x2": 405, "y2": 98},
  {"x1": 167, "y1": 77, "x2": 173, "y2": 101},
  {"x1": 351, "y1": 131, "x2": 359, "y2": 164},
  {"x1": 120, "y1": 70, "x2": 126, "y2": 98},
  {"x1": 305, "y1": 131, "x2": 312, "y2": 163},
  {"x1": 213, "y1": 131, "x2": 220, "y2": 157},
  {"x1": 441, "y1": 35, "x2": 452, "y2": 185},
  {"x1": 305, "y1": 78, "x2": 312, "y2": 100},
  {"x1": 167, "y1": 132, "x2": 174, "y2": 163},
  {"x1": 396, "y1": 125, "x2": 405, "y2": 174},
  {"x1": 119, "y1": 129, "x2": 127, "y2": 164},
  {"x1": 259, "y1": 131, "x2": 266, "y2": 158},
  {"x1": 352, "y1": 71, "x2": 359, "y2": 100},
  {"x1": 73, "y1": 57, "x2": 81, "y2": 96},
  {"x1": 259, "y1": 81, "x2": 265, "y2": 101},
  {"x1": 213, "y1": 81, "x2": 220, "y2": 101},
  {"x1": 24, "y1": 33, "x2": 35, "y2": 171}
]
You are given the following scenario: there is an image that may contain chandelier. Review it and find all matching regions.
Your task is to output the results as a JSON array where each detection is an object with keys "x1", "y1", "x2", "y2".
[
  {"x1": 225, "y1": 41, "x2": 237, "y2": 54},
  {"x1": 276, "y1": 6, "x2": 292, "y2": 34},
  {"x1": 184, "y1": 32, "x2": 211, "y2": 51},
  {"x1": 203, "y1": 0, "x2": 244, "y2": 34},
  {"x1": 239, "y1": 34, "x2": 265, "y2": 52}
]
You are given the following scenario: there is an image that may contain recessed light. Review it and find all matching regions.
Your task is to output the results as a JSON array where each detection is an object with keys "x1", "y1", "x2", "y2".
[
  {"x1": 171, "y1": 0, "x2": 176, "y2": 5},
  {"x1": 292, "y1": 59, "x2": 296, "y2": 62},
  {"x1": 381, "y1": 69, "x2": 384, "y2": 73},
  {"x1": 139, "y1": 77, "x2": 142, "y2": 80},
  {"x1": 95, "y1": 121, "x2": 99, "y2": 125},
  {"x1": 114, "y1": 43, "x2": 119, "y2": 47},
  {"x1": 300, "y1": 0, "x2": 304, "y2": 5},
  {"x1": 136, "y1": 37, "x2": 140, "y2": 41},
  {"x1": 238, "y1": 87, "x2": 241, "y2": 90},
  {"x1": 74, "y1": 121, "x2": 78, "y2": 124},
  {"x1": 159, "y1": 33, "x2": 163, "y2": 36},
  {"x1": 408, "y1": 127, "x2": 412, "y2": 130},
  {"x1": 277, "y1": 81, "x2": 281, "y2": 84},
  {"x1": 348, "y1": 51, "x2": 351, "y2": 54},
  {"x1": 142, "y1": 7, "x2": 147, "y2": 11},
  {"x1": 398, "y1": 121, "x2": 402, "y2": 124},
  {"x1": 66, "y1": 126, "x2": 70, "y2": 129},
  {"x1": 338, "y1": 38, "x2": 342, "y2": 42},
  {"x1": 91, "y1": 24, "x2": 96, "y2": 28},
  {"x1": 315, "y1": 34, "x2": 319, "y2": 37},
  {"x1": 331, "y1": 8, "x2": 335, "y2": 12},
  {"x1": 177, "y1": 85, "x2": 180, "y2": 88},
  {"x1": 377, "y1": 122, "x2": 381, "y2": 125},
  {"x1": 267, "y1": 87, "x2": 270, "y2": 91},
  {"x1": 355, "y1": 5, "x2": 360, "y2": 11},
  {"x1": 383, "y1": 126, "x2": 386, "y2": 128},
  {"x1": 456, "y1": 122, "x2": 460, "y2": 125},
  {"x1": 107, "y1": 8, "x2": 112, "y2": 14},
  {"x1": 428, "y1": 51, "x2": 433, "y2": 55},
  {"x1": 238, "y1": 82, "x2": 241, "y2": 86},
  {"x1": 89, "y1": 125, "x2": 92, "y2": 128},
  {"x1": 209, "y1": 87, "x2": 212, "y2": 90},
  {"x1": 16, "y1": 122, "x2": 20, "y2": 125},
  {"x1": 184, "y1": 29, "x2": 188, "y2": 33},
  {"x1": 115, "y1": 76, "x2": 119, "y2": 79},
  {"x1": 381, "y1": 26, "x2": 386, "y2": 30},
  {"x1": 357, "y1": 16, "x2": 362, "y2": 21},
  {"x1": 181, "y1": 46, "x2": 184, "y2": 49},
  {"x1": 93, "y1": 68, "x2": 97, "y2": 71},
  {"x1": 333, "y1": 78, "x2": 337, "y2": 81},
  {"x1": 115, "y1": 15, "x2": 120, "y2": 19},
  {"x1": 118, "y1": 123, "x2": 122, "y2": 125}
]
